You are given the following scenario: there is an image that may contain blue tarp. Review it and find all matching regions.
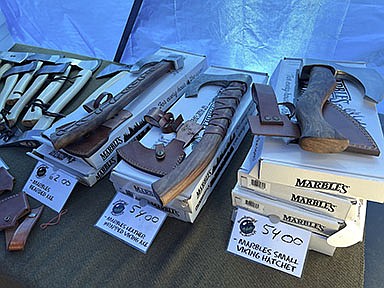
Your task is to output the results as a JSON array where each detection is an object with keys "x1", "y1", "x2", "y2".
[{"x1": 1, "y1": 0, "x2": 384, "y2": 110}]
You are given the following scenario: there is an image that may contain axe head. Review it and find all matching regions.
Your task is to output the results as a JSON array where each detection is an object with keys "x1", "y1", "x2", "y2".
[
  {"x1": 0, "y1": 51, "x2": 30, "y2": 63},
  {"x1": 300, "y1": 58, "x2": 384, "y2": 103},
  {"x1": 56, "y1": 58, "x2": 101, "y2": 72},
  {"x1": 184, "y1": 73, "x2": 253, "y2": 98},
  {"x1": 96, "y1": 63, "x2": 132, "y2": 78},
  {"x1": 26, "y1": 53, "x2": 62, "y2": 63}
]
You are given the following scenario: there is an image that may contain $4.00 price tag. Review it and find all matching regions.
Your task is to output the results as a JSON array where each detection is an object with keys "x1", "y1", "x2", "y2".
[
  {"x1": 23, "y1": 161, "x2": 78, "y2": 212},
  {"x1": 227, "y1": 208, "x2": 311, "y2": 278},
  {"x1": 95, "y1": 192, "x2": 167, "y2": 253}
]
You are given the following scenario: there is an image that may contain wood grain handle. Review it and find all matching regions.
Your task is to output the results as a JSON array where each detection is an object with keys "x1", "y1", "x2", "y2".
[
  {"x1": 6, "y1": 74, "x2": 49, "y2": 127},
  {"x1": 33, "y1": 68, "x2": 92, "y2": 131},
  {"x1": 0, "y1": 63, "x2": 13, "y2": 79},
  {"x1": 295, "y1": 66, "x2": 349, "y2": 153},
  {"x1": 22, "y1": 65, "x2": 72, "y2": 127},
  {"x1": 0, "y1": 74, "x2": 19, "y2": 114},
  {"x1": 7, "y1": 61, "x2": 44, "y2": 105}
]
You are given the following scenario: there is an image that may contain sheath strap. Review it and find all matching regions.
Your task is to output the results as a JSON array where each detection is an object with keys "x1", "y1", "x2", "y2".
[
  {"x1": 5, "y1": 205, "x2": 44, "y2": 251},
  {"x1": 144, "y1": 107, "x2": 183, "y2": 133},
  {"x1": 0, "y1": 167, "x2": 14, "y2": 195}
]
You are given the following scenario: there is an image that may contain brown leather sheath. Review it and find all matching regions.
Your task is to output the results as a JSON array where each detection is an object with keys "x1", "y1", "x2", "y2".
[
  {"x1": 248, "y1": 83, "x2": 380, "y2": 156},
  {"x1": 0, "y1": 167, "x2": 14, "y2": 195},
  {"x1": 118, "y1": 139, "x2": 186, "y2": 176},
  {"x1": 0, "y1": 193, "x2": 30, "y2": 230},
  {"x1": 5, "y1": 205, "x2": 44, "y2": 251},
  {"x1": 62, "y1": 109, "x2": 132, "y2": 158}
]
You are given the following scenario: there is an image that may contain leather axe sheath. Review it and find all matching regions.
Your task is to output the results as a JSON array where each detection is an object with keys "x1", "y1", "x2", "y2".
[{"x1": 248, "y1": 67, "x2": 380, "y2": 155}]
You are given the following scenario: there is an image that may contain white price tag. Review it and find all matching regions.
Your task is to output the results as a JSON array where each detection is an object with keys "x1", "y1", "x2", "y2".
[
  {"x1": 227, "y1": 208, "x2": 311, "y2": 278},
  {"x1": 95, "y1": 192, "x2": 167, "y2": 253},
  {"x1": 23, "y1": 161, "x2": 77, "y2": 212}
]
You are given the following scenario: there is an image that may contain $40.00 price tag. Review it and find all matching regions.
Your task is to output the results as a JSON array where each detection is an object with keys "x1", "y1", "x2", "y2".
[
  {"x1": 23, "y1": 161, "x2": 77, "y2": 212},
  {"x1": 95, "y1": 192, "x2": 167, "y2": 253},
  {"x1": 227, "y1": 208, "x2": 311, "y2": 278}
]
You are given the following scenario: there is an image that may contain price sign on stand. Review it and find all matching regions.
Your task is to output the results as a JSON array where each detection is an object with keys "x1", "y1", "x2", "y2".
[
  {"x1": 23, "y1": 161, "x2": 77, "y2": 212},
  {"x1": 95, "y1": 192, "x2": 167, "y2": 253},
  {"x1": 227, "y1": 208, "x2": 311, "y2": 278}
]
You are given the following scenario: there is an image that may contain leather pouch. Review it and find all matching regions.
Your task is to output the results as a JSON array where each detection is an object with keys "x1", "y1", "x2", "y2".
[{"x1": 0, "y1": 192, "x2": 30, "y2": 230}]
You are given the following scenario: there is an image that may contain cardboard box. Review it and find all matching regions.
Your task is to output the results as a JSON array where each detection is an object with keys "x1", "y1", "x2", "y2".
[
  {"x1": 238, "y1": 137, "x2": 356, "y2": 220},
  {"x1": 27, "y1": 144, "x2": 119, "y2": 186},
  {"x1": 39, "y1": 47, "x2": 207, "y2": 169},
  {"x1": 248, "y1": 58, "x2": 384, "y2": 203},
  {"x1": 232, "y1": 184, "x2": 366, "y2": 250},
  {"x1": 110, "y1": 66, "x2": 269, "y2": 222},
  {"x1": 231, "y1": 184, "x2": 343, "y2": 236}
]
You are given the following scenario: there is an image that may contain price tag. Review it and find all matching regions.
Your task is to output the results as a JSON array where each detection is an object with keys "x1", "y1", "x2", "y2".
[
  {"x1": 227, "y1": 208, "x2": 311, "y2": 278},
  {"x1": 23, "y1": 161, "x2": 77, "y2": 212},
  {"x1": 95, "y1": 192, "x2": 167, "y2": 253}
]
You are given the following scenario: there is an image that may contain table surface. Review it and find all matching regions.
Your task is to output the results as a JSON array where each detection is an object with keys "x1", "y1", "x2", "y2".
[{"x1": 0, "y1": 44, "x2": 381, "y2": 288}]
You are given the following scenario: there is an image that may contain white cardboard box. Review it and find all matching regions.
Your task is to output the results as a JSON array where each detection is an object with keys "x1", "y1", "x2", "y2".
[
  {"x1": 110, "y1": 66, "x2": 269, "y2": 222},
  {"x1": 249, "y1": 58, "x2": 384, "y2": 203},
  {"x1": 238, "y1": 137, "x2": 356, "y2": 220},
  {"x1": 39, "y1": 47, "x2": 207, "y2": 169},
  {"x1": 231, "y1": 184, "x2": 343, "y2": 237},
  {"x1": 232, "y1": 184, "x2": 366, "y2": 252}
]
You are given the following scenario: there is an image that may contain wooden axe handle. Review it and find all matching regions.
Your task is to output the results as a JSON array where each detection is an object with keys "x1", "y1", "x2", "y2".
[{"x1": 295, "y1": 66, "x2": 349, "y2": 153}]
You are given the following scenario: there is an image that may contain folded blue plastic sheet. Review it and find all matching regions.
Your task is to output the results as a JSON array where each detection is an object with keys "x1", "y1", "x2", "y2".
[{"x1": 1, "y1": 0, "x2": 384, "y2": 111}]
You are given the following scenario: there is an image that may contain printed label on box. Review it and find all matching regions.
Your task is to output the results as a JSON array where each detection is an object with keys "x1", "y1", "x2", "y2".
[
  {"x1": 227, "y1": 208, "x2": 311, "y2": 278},
  {"x1": 23, "y1": 161, "x2": 77, "y2": 212},
  {"x1": 95, "y1": 192, "x2": 167, "y2": 253}
]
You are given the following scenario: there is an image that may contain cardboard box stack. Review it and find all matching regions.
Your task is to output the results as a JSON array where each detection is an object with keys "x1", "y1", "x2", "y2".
[{"x1": 231, "y1": 58, "x2": 384, "y2": 256}]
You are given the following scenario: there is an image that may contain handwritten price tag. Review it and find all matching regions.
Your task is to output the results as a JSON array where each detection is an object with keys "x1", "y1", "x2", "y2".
[
  {"x1": 95, "y1": 192, "x2": 167, "y2": 253},
  {"x1": 23, "y1": 161, "x2": 77, "y2": 212},
  {"x1": 227, "y1": 208, "x2": 311, "y2": 277}
]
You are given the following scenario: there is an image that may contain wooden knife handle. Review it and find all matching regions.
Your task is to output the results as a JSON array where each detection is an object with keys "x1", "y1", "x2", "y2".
[
  {"x1": 7, "y1": 61, "x2": 44, "y2": 106},
  {"x1": 6, "y1": 74, "x2": 49, "y2": 127},
  {"x1": 0, "y1": 74, "x2": 19, "y2": 114},
  {"x1": 33, "y1": 68, "x2": 92, "y2": 131},
  {"x1": 295, "y1": 66, "x2": 349, "y2": 153},
  {"x1": 0, "y1": 63, "x2": 12, "y2": 79},
  {"x1": 22, "y1": 64, "x2": 72, "y2": 127}
]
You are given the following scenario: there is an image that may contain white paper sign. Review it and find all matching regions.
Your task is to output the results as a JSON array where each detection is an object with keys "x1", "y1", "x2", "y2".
[
  {"x1": 23, "y1": 161, "x2": 77, "y2": 212},
  {"x1": 95, "y1": 192, "x2": 167, "y2": 253},
  {"x1": 227, "y1": 208, "x2": 311, "y2": 277}
]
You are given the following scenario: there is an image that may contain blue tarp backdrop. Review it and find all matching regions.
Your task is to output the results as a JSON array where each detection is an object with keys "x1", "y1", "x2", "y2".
[{"x1": 1, "y1": 0, "x2": 384, "y2": 110}]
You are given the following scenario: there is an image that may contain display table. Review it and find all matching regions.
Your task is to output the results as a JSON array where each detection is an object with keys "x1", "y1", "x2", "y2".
[{"x1": 0, "y1": 45, "x2": 364, "y2": 288}]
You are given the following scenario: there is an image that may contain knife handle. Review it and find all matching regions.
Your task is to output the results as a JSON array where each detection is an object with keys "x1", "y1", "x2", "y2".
[
  {"x1": 22, "y1": 65, "x2": 72, "y2": 128},
  {"x1": 0, "y1": 74, "x2": 19, "y2": 114},
  {"x1": 33, "y1": 68, "x2": 92, "y2": 131},
  {"x1": 295, "y1": 66, "x2": 349, "y2": 153},
  {"x1": 0, "y1": 63, "x2": 12, "y2": 79},
  {"x1": 6, "y1": 61, "x2": 43, "y2": 106},
  {"x1": 6, "y1": 74, "x2": 49, "y2": 127}
]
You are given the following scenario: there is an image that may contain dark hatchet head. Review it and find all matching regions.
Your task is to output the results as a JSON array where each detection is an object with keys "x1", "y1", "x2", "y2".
[
  {"x1": 184, "y1": 73, "x2": 253, "y2": 98},
  {"x1": 300, "y1": 58, "x2": 384, "y2": 103}
]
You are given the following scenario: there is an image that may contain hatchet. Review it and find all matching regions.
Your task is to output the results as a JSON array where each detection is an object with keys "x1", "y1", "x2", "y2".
[
  {"x1": 248, "y1": 64, "x2": 381, "y2": 155},
  {"x1": 0, "y1": 58, "x2": 100, "y2": 147},
  {"x1": 5, "y1": 53, "x2": 62, "y2": 106},
  {"x1": 151, "y1": 73, "x2": 252, "y2": 206}
]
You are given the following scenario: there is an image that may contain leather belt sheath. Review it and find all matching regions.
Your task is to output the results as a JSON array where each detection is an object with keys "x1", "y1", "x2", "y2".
[
  {"x1": 248, "y1": 83, "x2": 380, "y2": 156},
  {"x1": 0, "y1": 167, "x2": 14, "y2": 195},
  {"x1": 118, "y1": 108, "x2": 203, "y2": 177},
  {"x1": 0, "y1": 192, "x2": 44, "y2": 251}
]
